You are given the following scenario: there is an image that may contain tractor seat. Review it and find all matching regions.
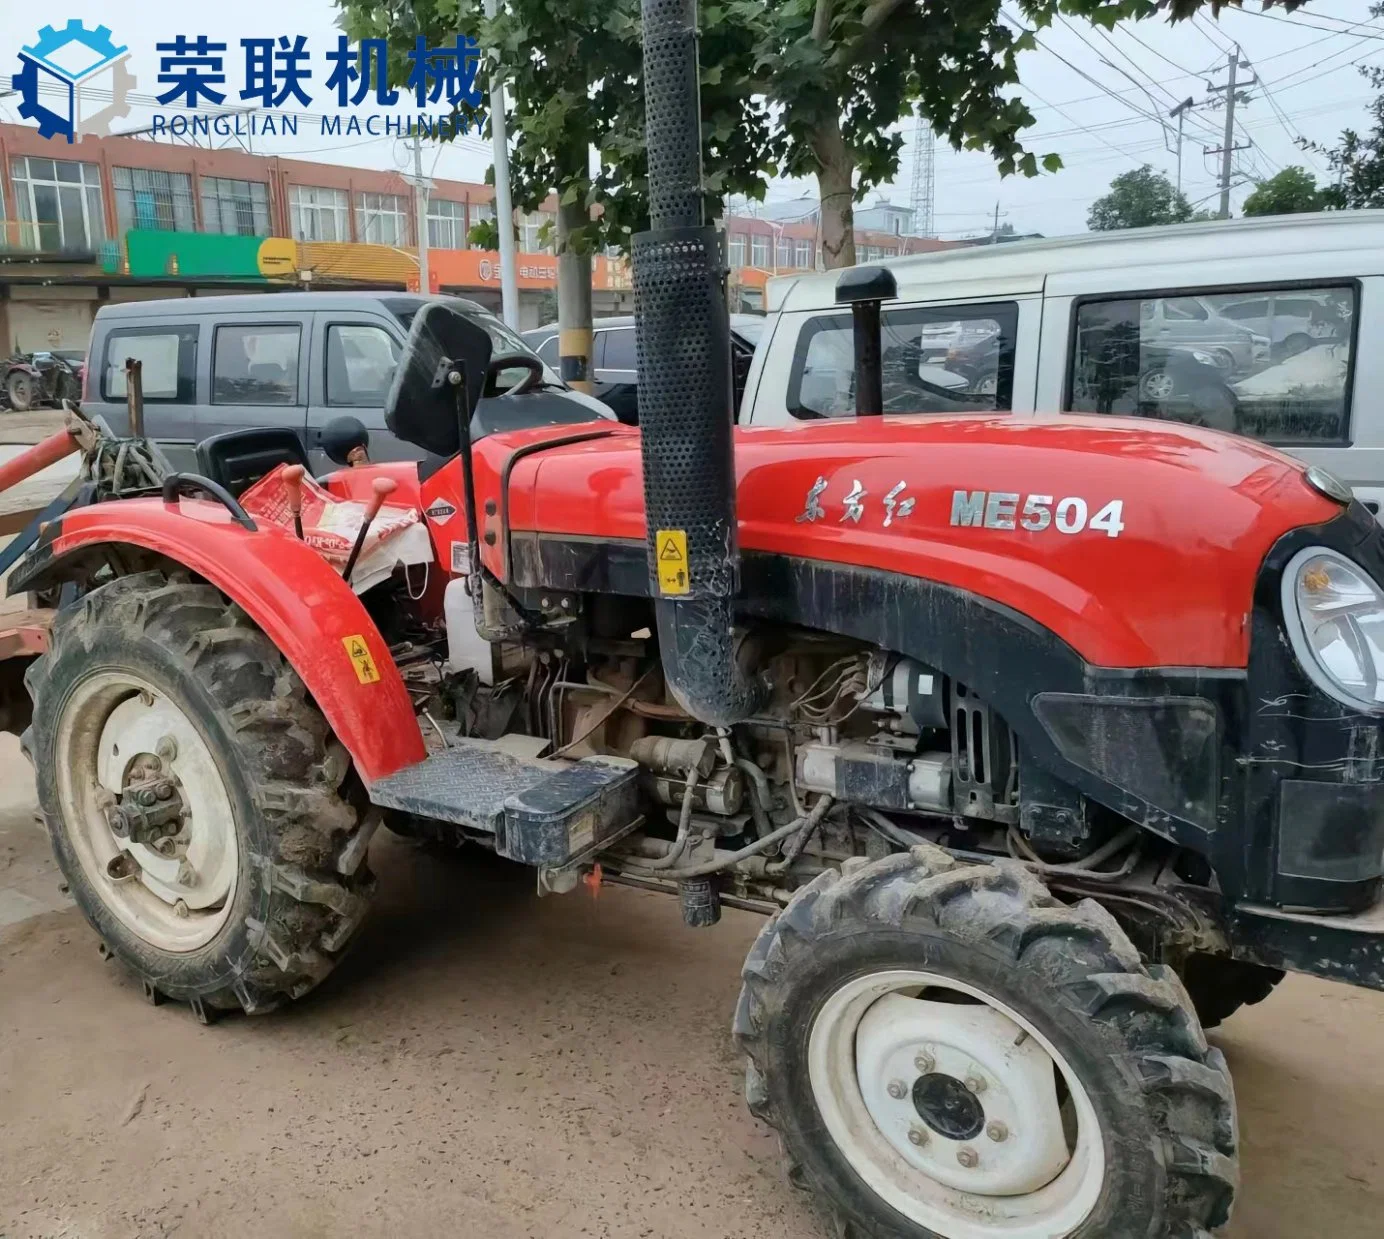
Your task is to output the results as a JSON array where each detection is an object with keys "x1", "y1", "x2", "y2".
[{"x1": 195, "y1": 428, "x2": 310, "y2": 498}]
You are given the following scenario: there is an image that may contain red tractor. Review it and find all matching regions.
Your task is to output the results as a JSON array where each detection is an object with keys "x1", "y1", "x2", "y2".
[{"x1": 3, "y1": 6, "x2": 1383, "y2": 1237}]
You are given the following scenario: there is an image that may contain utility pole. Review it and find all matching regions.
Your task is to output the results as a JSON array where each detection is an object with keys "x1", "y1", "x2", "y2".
[
  {"x1": 1206, "y1": 47, "x2": 1254, "y2": 220},
  {"x1": 1169, "y1": 97, "x2": 1194, "y2": 195},
  {"x1": 412, "y1": 131, "x2": 431, "y2": 294},
  {"x1": 991, "y1": 202, "x2": 1000, "y2": 243},
  {"x1": 485, "y1": 0, "x2": 519, "y2": 327}
]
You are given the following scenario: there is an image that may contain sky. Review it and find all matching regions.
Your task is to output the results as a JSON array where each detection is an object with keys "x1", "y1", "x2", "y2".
[{"x1": 1, "y1": 1, "x2": 1381, "y2": 240}]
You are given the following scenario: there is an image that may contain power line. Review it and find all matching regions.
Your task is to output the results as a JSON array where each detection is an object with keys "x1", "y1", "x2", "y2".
[
  {"x1": 1064, "y1": 15, "x2": 1183, "y2": 109},
  {"x1": 1263, "y1": 39, "x2": 1382, "y2": 93},
  {"x1": 1228, "y1": 7, "x2": 1384, "y2": 41},
  {"x1": 1244, "y1": 53, "x2": 1325, "y2": 174},
  {"x1": 1192, "y1": 14, "x2": 1236, "y2": 57},
  {"x1": 1115, "y1": 22, "x2": 1212, "y2": 83}
]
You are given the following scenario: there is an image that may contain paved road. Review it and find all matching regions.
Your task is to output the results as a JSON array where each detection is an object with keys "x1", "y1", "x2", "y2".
[{"x1": 0, "y1": 735, "x2": 1380, "y2": 1238}]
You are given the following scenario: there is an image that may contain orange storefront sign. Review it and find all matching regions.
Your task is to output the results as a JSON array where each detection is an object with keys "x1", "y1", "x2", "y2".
[{"x1": 414, "y1": 249, "x2": 633, "y2": 293}]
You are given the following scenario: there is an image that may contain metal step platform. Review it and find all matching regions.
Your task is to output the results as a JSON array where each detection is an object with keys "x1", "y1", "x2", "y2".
[{"x1": 367, "y1": 736, "x2": 640, "y2": 867}]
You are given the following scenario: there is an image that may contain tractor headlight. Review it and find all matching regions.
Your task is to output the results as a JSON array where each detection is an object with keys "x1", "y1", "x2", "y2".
[{"x1": 1283, "y1": 547, "x2": 1384, "y2": 710}]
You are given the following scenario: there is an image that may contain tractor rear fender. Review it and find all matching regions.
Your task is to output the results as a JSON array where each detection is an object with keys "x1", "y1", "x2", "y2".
[{"x1": 11, "y1": 497, "x2": 426, "y2": 784}]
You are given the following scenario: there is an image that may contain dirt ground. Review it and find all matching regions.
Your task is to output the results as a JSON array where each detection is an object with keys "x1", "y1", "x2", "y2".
[{"x1": 1, "y1": 731, "x2": 1380, "y2": 1239}]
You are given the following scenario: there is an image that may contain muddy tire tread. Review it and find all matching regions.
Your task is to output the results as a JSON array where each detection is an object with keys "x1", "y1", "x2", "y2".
[
  {"x1": 734, "y1": 846, "x2": 1237, "y2": 1239},
  {"x1": 27, "y1": 571, "x2": 374, "y2": 1015}
]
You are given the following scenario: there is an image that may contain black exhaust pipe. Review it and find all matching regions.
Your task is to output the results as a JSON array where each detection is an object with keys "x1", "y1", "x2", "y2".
[
  {"x1": 835, "y1": 265, "x2": 898, "y2": 417},
  {"x1": 632, "y1": 0, "x2": 763, "y2": 725}
]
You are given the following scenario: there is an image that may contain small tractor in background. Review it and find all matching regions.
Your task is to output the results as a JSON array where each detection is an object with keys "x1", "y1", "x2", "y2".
[{"x1": 5, "y1": 4, "x2": 1384, "y2": 1236}]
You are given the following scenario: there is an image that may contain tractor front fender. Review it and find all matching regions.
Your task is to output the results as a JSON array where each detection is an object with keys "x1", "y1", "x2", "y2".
[{"x1": 12, "y1": 498, "x2": 426, "y2": 783}]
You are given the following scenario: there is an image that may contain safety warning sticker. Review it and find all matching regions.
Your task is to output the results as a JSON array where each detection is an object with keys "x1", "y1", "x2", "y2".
[
  {"x1": 655, "y1": 528, "x2": 689, "y2": 596},
  {"x1": 342, "y1": 634, "x2": 382, "y2": 684}
]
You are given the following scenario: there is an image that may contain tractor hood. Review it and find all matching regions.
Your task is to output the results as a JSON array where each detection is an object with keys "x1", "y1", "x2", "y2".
[{"x1": 483, "y1": 413, "x2": 1346, "y2": 669}]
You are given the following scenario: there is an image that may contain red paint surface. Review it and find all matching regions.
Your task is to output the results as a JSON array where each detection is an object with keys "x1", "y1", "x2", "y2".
[
  {"x1": 0, "y1": 428, "x2": 78, "y2": 493},
  {"x1": 489, "y1": 415, "x2": 1340, "y2": 669},
  {"x1": 48, "y1": 498, "x2": 426, "y2": 782}
]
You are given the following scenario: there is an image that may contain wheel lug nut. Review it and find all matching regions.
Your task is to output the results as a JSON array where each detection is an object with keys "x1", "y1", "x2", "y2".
[
  {"x1": 907, "y1": 1126, "x2": 929, "y2": 1147},
  {"x1": 957, "y1": 1146, "x2": 979, "y2": 1169},
  {"x1": 964, "y1": 1074, "x2": 987, "y2": 1095},
  {"x1": 886, "y1": 1079, "x2": 908, "y2": 1100},
  {"x1": 913, "y1": 1051, "x2": 935, "y2": 1074},
  {"x1": 986, "y1": 1121, "x2": 1009, "y2": 1143}
]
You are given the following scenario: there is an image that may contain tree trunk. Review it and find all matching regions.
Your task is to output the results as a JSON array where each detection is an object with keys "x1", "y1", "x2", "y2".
[
  {"x1": 557, "y1": 190, "x2": 594, "y2": 395},
  {"x1": 814, "y1": 114, "x2": 856, "y2": 270}
]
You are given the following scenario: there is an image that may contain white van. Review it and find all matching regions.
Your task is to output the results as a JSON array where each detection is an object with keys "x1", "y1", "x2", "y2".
[{"x1": 742, "y1": 212, "x2": 1380, "y2": 512}]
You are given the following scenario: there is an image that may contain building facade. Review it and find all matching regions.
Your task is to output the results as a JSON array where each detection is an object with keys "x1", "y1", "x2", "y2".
[
  {"x1": 0, "y1": 120, "x2": 958, "y2": 350},
  {"x1": 720, "y1": 203, "x2": 956, "y2": 309},
  {"x1": 0, "y1": 123, "x2": 638, "y2": 351}
]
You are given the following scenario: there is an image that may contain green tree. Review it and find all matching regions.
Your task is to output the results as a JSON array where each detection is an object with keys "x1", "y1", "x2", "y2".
[
  {"x1": 1087, "y1": 165, "x2": 1194, "y2": 231},
  {"x1": 1326, "y1": 5, "x2": 1384, "y2": 209},
  {"x1": 335, "y1": 0, "x2": 1307, "y2": 268},
  {"x1": 1242, "y1": 166, "x2": 1327, "y2": 216}
]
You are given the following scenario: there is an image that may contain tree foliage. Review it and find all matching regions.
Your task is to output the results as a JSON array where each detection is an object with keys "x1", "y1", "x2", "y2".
[
  {"x1": 334, "y1": 0, "x2": 1310, "y2": 262},
  {"x1": 1242, "y1": 166, "x2": 1327, "y2": 216},
  {"x1": 1087, "y1": 165, "x2": 1194, "y2": 230},
  {"x1": 1326, "y1": 6, "x2": 1384, "y2": 209}
]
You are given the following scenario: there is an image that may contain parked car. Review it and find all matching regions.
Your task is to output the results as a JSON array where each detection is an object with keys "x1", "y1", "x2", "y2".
[
  {"x1": 1130, "y1": 296, "x2": 1270, "y2": 374},
  {"x1": 1214, "y1": 290, "x2": 1348, "y2": 358},
  {"x1": 523, "y1": 313, "x2": 765, "y2": 423},
  {"x1": 84, "y1": 292, "x2": 614, "y2": 472}
]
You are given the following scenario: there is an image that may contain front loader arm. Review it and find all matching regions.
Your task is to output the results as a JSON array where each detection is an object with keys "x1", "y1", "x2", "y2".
[{"x1": 11, "y1": 497, "x2": 425, "y2": 783}]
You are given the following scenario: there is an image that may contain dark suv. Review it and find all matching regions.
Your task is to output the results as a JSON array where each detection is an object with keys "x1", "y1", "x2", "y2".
[{"x1": 524, "y1": 314, "x2": 765, "y2": 424}]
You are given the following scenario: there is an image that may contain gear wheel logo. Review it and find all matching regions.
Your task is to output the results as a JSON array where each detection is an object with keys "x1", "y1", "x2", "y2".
[{"x1": 12, "y1": 20, "x2": 136, "y2": 143}]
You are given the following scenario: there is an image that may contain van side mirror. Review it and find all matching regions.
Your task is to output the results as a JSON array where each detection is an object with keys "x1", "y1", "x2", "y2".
[{"x1": 836, "y1": 265, "x2": 898, "y2": 417}]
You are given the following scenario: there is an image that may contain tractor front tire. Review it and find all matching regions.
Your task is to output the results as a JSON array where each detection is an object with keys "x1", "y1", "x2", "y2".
[
  {"x1": 734, "y1": 847, "x2": 1238, "y2": 1239},
  {"x1": 27, "y1": 572, "x2": 375, "y2": 1017}
]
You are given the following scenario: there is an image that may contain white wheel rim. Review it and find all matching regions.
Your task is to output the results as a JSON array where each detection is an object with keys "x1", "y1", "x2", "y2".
[
  {"x1": 808, "y1": 969, "x2": 1105, "y2": 1238},
  {"x1": 55, "y1": 670, "x2": 238, "y2": 952},
  {"x1": 1143, "y1": 372, "x2": 1174, "y2": 400}
]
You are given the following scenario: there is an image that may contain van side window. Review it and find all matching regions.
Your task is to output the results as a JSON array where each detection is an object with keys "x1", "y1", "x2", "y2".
[
  {"x1": 535, "y1": 335, "x2": 560, "y2": 367},
  {"x1": 103, "y1": 325, "x2": 197, "y2": 402},
  {"x1": 213, "y1": 323, "x2": 301, "y2": 405},
  {"x1": 1068, "y1": 284, "x2": 1356, "y2": 445},
  {"x1": 326, "y1": 324, "x2": 399, "y2": 406},
  {"x1": 787, "y1": 303, "x2": 1018, "y2": 419},
  {"x1": 602, "y1": 328, "x2": 638, "y2": 372}
]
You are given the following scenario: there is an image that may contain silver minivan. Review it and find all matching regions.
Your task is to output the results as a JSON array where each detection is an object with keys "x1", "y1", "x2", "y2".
[{"x1": 86, "y1": 291, "x2": 613, "y2": 472}]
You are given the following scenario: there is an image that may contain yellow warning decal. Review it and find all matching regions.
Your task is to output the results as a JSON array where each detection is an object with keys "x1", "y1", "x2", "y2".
[
  {"x1": 342, "y1": 634, "x2": 381, "y2": 685},
  {"x1": 655, "y1": 528, "x2": 690, "y2": 596}
]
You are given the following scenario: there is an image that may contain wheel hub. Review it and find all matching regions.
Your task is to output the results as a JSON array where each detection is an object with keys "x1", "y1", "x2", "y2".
[
  {"x1": 912, "y1": 1073, "x2": 985, "y2": 1143},
  {"x1": 92, "y1": 691, "x2": 237, "y2": 917},
  {"x1": 854, "y1": 992, "x2": 1070, "y2": 1197}
]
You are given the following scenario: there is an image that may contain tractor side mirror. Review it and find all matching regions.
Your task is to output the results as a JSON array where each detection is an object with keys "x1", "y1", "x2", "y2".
[
  {"x1": 385, "y1": 302, "x2": 494, "y2": 458},
  {"x1": 321, "y1": 416, "x2": 371, "y2": 467},
  {"x1": 836, "y1": 265, "x2": 898, "y2": 417}
]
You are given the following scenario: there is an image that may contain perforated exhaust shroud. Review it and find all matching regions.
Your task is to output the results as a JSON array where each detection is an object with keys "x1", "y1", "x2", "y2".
[{"x1": 633, "y1": 0, "x2": 763, "y2": 726}]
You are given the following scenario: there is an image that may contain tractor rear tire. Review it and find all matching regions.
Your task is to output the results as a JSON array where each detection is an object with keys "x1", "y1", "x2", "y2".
[
  {"x1": 26, "y1": 572, "x2": 375, "y2": 1017},
  {"x1": 1179, "y1": 953, "x2": 1285, "y2": 1030},
  {"x1": 734, "y1": 847, "x2": 1238, "y2": 1239}
]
